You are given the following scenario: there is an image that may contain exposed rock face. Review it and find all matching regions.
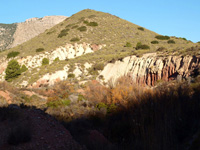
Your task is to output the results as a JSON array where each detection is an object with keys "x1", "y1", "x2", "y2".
[
  {"x1": 0, "y1": 16, "x2": 67, "y2": 51},
  {"x1": 0, "y1": 43, "x2": 104, "y2": 87},
  {"x1": 99, "y1": 53, "x2": 200, "y2": 86}
]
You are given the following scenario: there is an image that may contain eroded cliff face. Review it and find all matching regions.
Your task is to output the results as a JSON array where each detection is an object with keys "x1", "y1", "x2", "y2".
[
  {"x1": 0, "y1": 16, "x2": 67, "y2": 51},
  {"x1": 0, "y1": 43, "x2": 104, "y2": 87},
  {"x1": 99, "y1": 53, "x2": 200, "y2": 86}
]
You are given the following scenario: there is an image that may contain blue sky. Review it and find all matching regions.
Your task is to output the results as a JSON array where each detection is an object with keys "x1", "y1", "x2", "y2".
[{"x1": 1, "y1": 0, "x2": 199, "y2": 42}]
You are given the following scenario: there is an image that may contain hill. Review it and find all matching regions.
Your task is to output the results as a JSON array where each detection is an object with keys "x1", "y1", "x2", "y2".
[
  {"x1": 0, "y1": 9, "x2": 199, "y2": 87},
  {"x1": 0, "y1": 16, "x2": 67, "y2": 51}
]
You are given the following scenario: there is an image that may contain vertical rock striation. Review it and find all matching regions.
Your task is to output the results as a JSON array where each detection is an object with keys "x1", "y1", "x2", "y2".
[{"x1": 99, "y1": 53, "x2": 200, "y2": 86}]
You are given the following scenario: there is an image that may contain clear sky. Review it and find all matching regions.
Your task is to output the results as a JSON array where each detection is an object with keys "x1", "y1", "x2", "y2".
[{"x1": 0, "y1": 0, "x2": 199, "y2": 42}]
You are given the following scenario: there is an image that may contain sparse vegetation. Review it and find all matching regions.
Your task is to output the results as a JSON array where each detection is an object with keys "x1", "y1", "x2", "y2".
[
  {"x1": 167, "y1": 39, "x2": 176, "y2": 44},
  {"x1": 125, "y1": 42, "x2": 132, "y2": 47},
  {"x1": 68, "y1": 73, "x2": 75, "y2": 78},
  {"x1": 20, "y1": 64, "x2": 28, "y2": 73},
  {"x1": 36, "y1": 48, "x2": 44, "y2": 52},
  {"x1": 54, "y1": 57, "x2": 60, "y2": 62},
  {"x1": 42, "y1": 58, "x2": 49, "y2": 65},
  {"x1": 136, "y1": 42, "x2": 150, "y2": 50},
  {"x1": 151, "y1": 40, "x2": 159, "y2": 44},
  {"x1": 138, "y1": 27, "x2": 144, "y2": 31},
  {"x1": 77, "y1": 26, "x2": 87, "y2": 32},
  {"x1": 86, "y1": 21, "x2": 98, "y2": 27},
  {"x1": 155, "y1": 35, "x2": 170, "y2": 40},
  {"x1": 70, "y1": 37, "x2": 80, "y2": 42},
  {"x1": 58, "y1": 29, "x2": 70, "y2": 38},
  {"x1": 7, "y1": 51, "x2": 20, "y2": 58}
]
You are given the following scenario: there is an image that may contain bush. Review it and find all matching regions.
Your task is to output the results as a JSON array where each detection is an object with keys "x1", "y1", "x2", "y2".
[
  {"x1": 68, "y1": 73, "x2": 75, "y2": 78},
  {"x1": 71, "y1": 25, "x2": 79, "y2": 29},
  {"x1": 42, "y1": 58, "x2": 49, "y2": 65},
  {"x1": 197, "y1": 41, "x2": 200, "y2": 44},
  {"x1": 70, "y1": 37, "x2": 80, "y2": 42},
  {"x1": 125, "y1": 42, "x2": 132, "y2": 47},
  {"x1": 20, "y1": 65, "x2": 28, "y2": 73},
  {"x1": 167, "y1": 40, "x2": 176, "y2": 44},
  {"x1": 7, "y1": 51, "x2": 20, "y2": 59},
  {"x1": 155, "y1": 35, "x2": 170, "y2": 40},
  {"x1": 83, "y1": 20, "x2": 89, "y2": 24},
  {"x1": 58, "y1": 29, "x2": 70, "y2": 38},
  {"x1": 151, "y1": 40, "x2": 159, "y2": 44},
  {"x1": 136, "y1": 42, "x2": 150, "y2": 50},
  {"x1": 47, "y1": 99, "x2": 71, "y2": 108},
  {"x1": 5, "y1": 60, "x2": 21, "y2": 81},
  {"x1": 138, "y1": 27, "x2": 144, "y2": 31},
  {"x1": 77, "y1": 26, "x2": 87, "y2": 32},
  {"x1": 54, "y1": 57, "x2": 59, "y2": 62},
  {"x1": 36, "y1": 48, "x2": 44, "y2": 52},
  {"x1": 88, "y1": 63, "x2": 104, "y2": 75},
  {"x1": 87, "y1": 22, "x2": 98, "y2": 27}
]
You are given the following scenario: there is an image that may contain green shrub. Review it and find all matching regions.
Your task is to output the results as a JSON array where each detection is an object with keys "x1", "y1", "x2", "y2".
[
  {"x1": 93, "y1": 63, "x2": 104, "y2": 70},
  {"x1": 83, "y1": 20, "x2": 89, "y2": 24},
  {"x1": 54, "y1": 57, "x2": 59, "y2": 62},
  {"x1": 167, "y1": 40, "x2": 175, "y2": 44},
  {"x1": 138, "y1": 27, "x2": 144, "y2": 31},
  {"x1": 42, "y1": 58, "x2": 49, "y2": 65},
  {"x1": 96, "y1": 102, "x2": 108, "y2": 110},
  {"x1": 197, "y1": 41, "x2": 200, "y2": 44},
  {"x1": 87, "y1": 22, "x2": 98, "y2": 27},
  {"x1": 68, "y1": 73, "x2": 75, "y2": 78},
  {"x1": 70, "y1": 37, "x2": 80, "y2": 42},
  {"x1": 78, "y1": 94, "x2": 85, "y2": 101},
  {"x1": 136, "y1": 42, "x2": 150, "y2": 50},
  {"x1": 47, "y1": 99, "x2": 71, "y2": 108},
  {"x1": 36, "y1": 48, "x2": 44, "y2": 52},
  {"x1": 155, "y1": 35, "x2": 170, "y2": 40},
  {"x1": 5, "y1": 60, "x2": 21, "y2": 81},
  {"x1": 151, "y1": 40, "x2": 159, "y2": 44},
  {"x1": 58, "y1": 29, "x2": 70, "y2": 38},
  {"x1": 125, "y1": 42, "x2": 132, "y2": 47},
  {"x1": 77, "y1": 26, "x2": 87, "y2": 32},
  {"x1": 179, "y1": 37, "x2": 187, "y2": 41},
  {"x1": 71, "y1": 25, "x2": 79, "y2": 29},
  {"x1": 7, "y1": 51, "x2": 20, "y2": 59},
  {"x1": 20, "y1": 65, "x2": 28, "y2": 73}
]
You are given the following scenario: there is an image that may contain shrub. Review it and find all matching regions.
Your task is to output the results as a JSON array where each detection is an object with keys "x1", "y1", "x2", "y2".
[
  {"x1": 20, "y1": 65, "x2": 28, "y2": 73},
  {"x1": 83, "y1": 20, "x2": 89, "y2": 24},
  {"x1": 7, "y1": 51, "x2": 20, "y2": 59},
  {"x1": 54, "y1": 57, "x2": 59, "y2": 62},
  {"x1": 167, "y1": 40, "x2": 176, "y2": 44},
  {"x1": 197, "y1": 41, "x2": 200, "y2": 44},
  {"x1": 156, "y1": 47, "x2": 166, "y2": 52},
  {"x1": 71, "y1": 25, "x2": 79, "y2": 29},
  {"x1": 70, "y1": 37, "x2": 80, "y2": 42},
  {"x1": 77, "y1": 26, "x2": 87, "y2": 32},
  {"x1": 47, "y1": 99, "x2": 71, "y2": 108},
  {"x1": 125, "y1": 42, "x2": 132, "y2": 47},
  {"x1": 58, "y1": 29, "x2": 70, "y2": 38},
  {"x1": 42, "y1": 58, "x2": 49, "y2": 65},
  {"x1": 155, "y1": 35, "x2": 170, "y2": 40},
  {"x1": 136, "y1": 42, "x2": 150, "y2": 50},
  {"x1": 87, "y1": 22, "x2": 98, "y2": 27},
  {"x1": 36, "y1": 48, "x2": 44, "y2": 52},
  {"x1": 88, "y1": 63, "x2": 104, "y2": 75},
  {"x1": 5, "y1": 60, "x2": 21, "y2": 81},
  {"x1": 68, "y1": 73, "x2": 75, "y2": 78},
  {"x1": 151, "y1": 40, "x2": 159, "y2": 44},
  {"x1": 138, "y1": 27, "x2": 144, "y2": 31}
]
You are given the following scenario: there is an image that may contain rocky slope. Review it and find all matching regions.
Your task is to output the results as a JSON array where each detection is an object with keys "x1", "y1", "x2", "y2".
[
  {"x1": 0, "y1": 16, "x2": 67, "y2": 51},
  {"x1": 99, "y1": 52, "x2": 200, "y2": 86}
]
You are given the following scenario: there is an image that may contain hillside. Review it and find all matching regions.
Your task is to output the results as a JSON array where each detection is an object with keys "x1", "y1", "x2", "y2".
[
  {"x1": 0, "y1": 16, "x2": 67, "y2": 51},
  {"x1": 0, "y1": 9, "x2": 199, "y2": 87}
]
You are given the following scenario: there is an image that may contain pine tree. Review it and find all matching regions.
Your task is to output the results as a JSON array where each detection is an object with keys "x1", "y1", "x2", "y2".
[{"x1": 5, "y1": 60, "x2": 21, "y2": 81}]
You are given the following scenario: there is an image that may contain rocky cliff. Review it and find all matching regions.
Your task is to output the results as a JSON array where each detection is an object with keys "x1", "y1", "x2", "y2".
[
  {"x1": 99, "y1": 53, "x2": 200, "y2": 86},
  {"x1": 0, "y1": 16, "x2": 67, "y2": 51}
]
